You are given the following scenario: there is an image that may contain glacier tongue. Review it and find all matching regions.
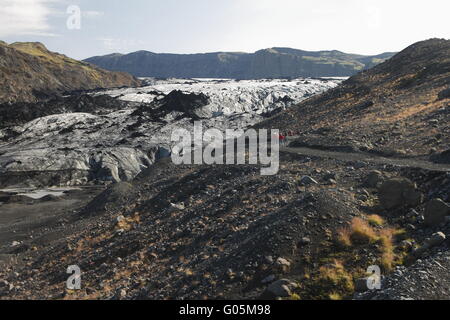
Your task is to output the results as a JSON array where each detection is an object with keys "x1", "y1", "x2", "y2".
[
  {"x1": 0, "y1": 78, "x2": 342, "y2": 188},
  {"x1": 101, "y1": 78, "x2": 342, "y2": 115}
]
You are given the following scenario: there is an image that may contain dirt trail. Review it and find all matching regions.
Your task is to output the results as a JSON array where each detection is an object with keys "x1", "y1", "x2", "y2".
[{"x1": 282, "y1": 146, "x2": 450, "y2": 172}]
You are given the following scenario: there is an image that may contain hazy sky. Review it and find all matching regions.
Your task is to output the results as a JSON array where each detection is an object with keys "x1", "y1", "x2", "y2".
[{"x1": 0, "y1": 0, "x2": 449, "y2": 60}]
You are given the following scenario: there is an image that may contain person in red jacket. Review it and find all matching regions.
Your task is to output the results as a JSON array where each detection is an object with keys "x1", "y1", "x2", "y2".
[{"x1": 279, "y1": 133, "x2": 286, "y2": 146}]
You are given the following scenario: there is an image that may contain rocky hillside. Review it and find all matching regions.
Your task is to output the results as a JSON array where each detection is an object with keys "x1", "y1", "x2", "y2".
[
  {"x1": 0, "y1": 42, "x2": 141, "y2": 103},
  {"x1": 256, "y1": 38, "x2": 450, "y2": 159},
  {"x1": 84, "y1": 47, "x2": 395, "y2": 79}
]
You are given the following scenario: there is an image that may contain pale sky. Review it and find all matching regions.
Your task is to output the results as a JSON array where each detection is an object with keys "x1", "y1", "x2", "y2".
[{"x1": 0, "y1": 0, "x2": 449, "y2": 60}]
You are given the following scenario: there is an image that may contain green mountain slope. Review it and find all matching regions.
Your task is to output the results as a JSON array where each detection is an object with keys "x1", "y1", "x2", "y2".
[{"x1": 0, "y1": 42, "x2": 141, "y2": 103}]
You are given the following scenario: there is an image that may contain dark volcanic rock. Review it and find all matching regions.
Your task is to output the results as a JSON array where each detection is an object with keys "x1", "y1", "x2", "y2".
[
  {"x1": 424, "y1": 199, "x2": 450, "y2": 227},
  {"x1": 132, "y1": 90, "x2": 210, "y2": 120},
  {"x1": 378, "y1": 178, "x2": 423, "y2": 210}
]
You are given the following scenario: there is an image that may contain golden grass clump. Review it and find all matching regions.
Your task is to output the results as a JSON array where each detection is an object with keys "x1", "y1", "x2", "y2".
[
  {"x1": 337, "y1": 228, "x2": 352, "y2": 247},
  {"x1": 329, "y1": 292, "x2": 343, "y2": 300},
  {"x1": 290, "y1": 294, "x2": 301, "y2": 300},
  {"x1": 378, "y1": 228, "x2": 396, "y2": 271},
  {"x1": 335, "y1": 217, "x2": 404, "y2": 272},
  {"x1": 318, "y1": 260, "x2": 355, "y2": 295},
  {"x1": 368, "y1": 214, "x2": 385, "y2": 227},
  {"x1": 348, "y1": 218, "x2": 379, "y2": 244}
]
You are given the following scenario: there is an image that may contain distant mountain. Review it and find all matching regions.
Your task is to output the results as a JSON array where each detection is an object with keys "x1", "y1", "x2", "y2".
[
  {"x1": 0, "y1": 41, "x2": 141, "y2": 103},
  {"x1": 84, "y1": 47, "x2": 396, "y2": 79}
]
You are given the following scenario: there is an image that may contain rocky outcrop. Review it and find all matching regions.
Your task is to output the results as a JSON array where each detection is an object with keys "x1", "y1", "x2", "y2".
[
  {"x1": 262, "y1": 279, "x2": 298, "y2": 299},
  {"x1": 84, "y1": 47, "x2": 395, "y2": 79},
  {"x1": 0, "y1": 41, "x2": 141, "y2": 103},
  {"x1": 132, "y1": 90, "x2": 211, "y2": 120}
]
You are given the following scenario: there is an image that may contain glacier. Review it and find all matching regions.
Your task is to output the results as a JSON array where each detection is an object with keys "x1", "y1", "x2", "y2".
[{"x1": 0, "y1": 78, "x2": 342, "y2": 188}]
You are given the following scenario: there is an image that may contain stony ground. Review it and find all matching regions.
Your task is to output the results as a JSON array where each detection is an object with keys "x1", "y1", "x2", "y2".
[{"x1": 0, "y1": 148, "x2": 449, "y2": 299}]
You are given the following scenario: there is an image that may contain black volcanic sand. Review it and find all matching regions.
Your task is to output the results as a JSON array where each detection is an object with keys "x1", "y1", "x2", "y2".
[{"x1": 0, "y1": 187, "x2": 105, "y2": 264}]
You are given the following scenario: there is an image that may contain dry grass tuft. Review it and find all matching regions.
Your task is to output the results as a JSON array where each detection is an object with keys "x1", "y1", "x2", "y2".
[
  {"x1": 336, "y1": 228, "x2": 352, "y2": 247},
  {"x1": 329, "y1": 292, "x2": 343, "y2": 300},
  {"x1": 334, "y1": 217, "x2": 405, "y2": 272},
  {"x1": 318, "y1": 260, "x2": 355, "y2": 296},
  {"x1": 349, "y1": 218, "x2": 379, "y2": 244},
  {"x1": 368, "y1": 214, "x2": 385, "y2": 227},
  {"x1": 378, "y1": 228, "x2": 396, "y2": 271},
  {"x1": 290, "y1": 293, "x2": 301, "y2": 300}
]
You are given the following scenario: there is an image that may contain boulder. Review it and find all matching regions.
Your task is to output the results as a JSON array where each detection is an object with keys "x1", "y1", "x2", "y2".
[
  {"x1": 413, "y1": 232, "x2": 446, "y2": 257},
  {"x1": 378, "y1": 178, "x2": 423, "y2": 210},
  {"x1": 424, "y1": 199, "x2": 450, "y2": 227},
  {"x1": 425, "y1": 232, "x2": 446, "y2": 248},
  {"x1": 264, "y1": 279, "x2": 297, "y2": 298},
  {"x1": 168, "y1": 202, "x2": 185, "y2": 213},
  {"x1": 298, "y1": 237, "x2": 311, "y2": 246},
  {"x1": 275, "y1": 257, "x2": 292, "y2": 273},
  {"x1": 364, "y1": 170, "x2": 384, "y2": 188}
]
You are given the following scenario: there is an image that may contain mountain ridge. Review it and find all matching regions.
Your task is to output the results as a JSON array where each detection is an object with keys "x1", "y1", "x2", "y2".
[
  {"x1": 0, "y1": 41, "x2": 142, "y2": 103},
  {"x1": 84, "y1": 47, "x2": 396, "y2": 79}
]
